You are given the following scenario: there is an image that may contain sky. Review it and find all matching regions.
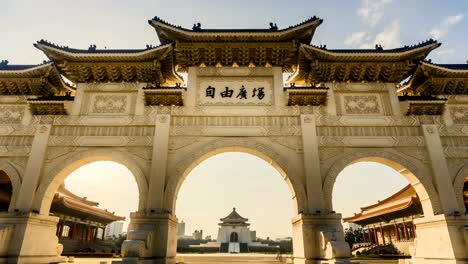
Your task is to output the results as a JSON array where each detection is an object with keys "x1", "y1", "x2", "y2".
[
  {"x1": 3, "y1": 0, "x2": 466, "y2": 239},
  {"x1": 1, "y1": 0, "x2": 467, "y2": 64}
]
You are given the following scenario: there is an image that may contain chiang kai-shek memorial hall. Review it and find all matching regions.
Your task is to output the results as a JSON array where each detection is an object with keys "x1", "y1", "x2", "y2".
[{"x1": 0, "y1": 15, "x2": 467, "y2": 264}]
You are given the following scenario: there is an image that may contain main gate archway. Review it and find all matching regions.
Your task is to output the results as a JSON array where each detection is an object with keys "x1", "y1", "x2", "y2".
[
  {"x1": 164, "y1": 138, "x2": 307, "y2": 215},
  {"x1": 0, "y1": 15, "x2": 466, "y2": 264}
]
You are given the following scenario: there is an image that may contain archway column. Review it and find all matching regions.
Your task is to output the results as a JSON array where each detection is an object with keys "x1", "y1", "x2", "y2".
[
  {"x1": 300, "y1": 114, "x2": 325, "y2": 212},
  {"x1": 0, "y1": 212, "x2": 66, "y2": 263},
  {"x1": 410, "y1": 214, "x2": 468, "y2": 264},
  {"x1": 292, "y1": 213, "x2": 350, "y2": 264},
  {"x1": 146, "y1": 114, "x2": 171, "y2": 211},
  {"x1": 16, "y1": 125, "x2": 52, "y2": 211},
  {"x1": 122, "y1": 212, "x2": 177, "y2": 264},
  {"x1": 421, "y1": 125, "x2": 459, "y2": 214}
]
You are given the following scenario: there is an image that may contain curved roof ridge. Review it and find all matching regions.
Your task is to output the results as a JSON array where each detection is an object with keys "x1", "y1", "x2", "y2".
[
  {"x1": 35, "y1": 39, "x2": 169, "y2": 54},
  {"x1": 150, "y1": 16, "x2": 322, "y2": 33},
  {"x1": 220, "y1": 207, "x2": 248, "y2": 222},
  {"x1": 421, "y1": 60, "x2": 468, "y2": 71},
  {"x1": 359, "y1": 184, "x2": 415, "y2": 211},
  {"x1": 306, "y1": 39, "x2": 440, "y2": 54},
  {"x1": 0, "y1": 60, "x2": 53, "y2": 71}
]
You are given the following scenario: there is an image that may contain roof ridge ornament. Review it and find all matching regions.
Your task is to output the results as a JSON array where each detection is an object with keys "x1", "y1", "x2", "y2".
[
  {"x1": 269, "y1": 22, "x2": 278, "y2": 31},
  {"x1": 192, "y1": 22, "x2": 202, "y2": 31}
]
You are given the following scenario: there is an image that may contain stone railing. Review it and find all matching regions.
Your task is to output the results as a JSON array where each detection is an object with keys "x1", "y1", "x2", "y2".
[{"x1": 392, "y1": 239, "x2": 414, "y2": 256}]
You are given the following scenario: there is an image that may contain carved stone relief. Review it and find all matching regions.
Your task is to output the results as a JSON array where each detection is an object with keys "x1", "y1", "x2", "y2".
[
  {"x1": 92, "y1": 94, "x2": 128, "y2": 114},
  {"x1": 333, "y1": 82, "x2": 387, "y2": 91},
  {"x1": 0, "y1": 105, "x2": 26, "y2": 123},
  {"x1": 449, "y1": 106, "x2": 468, "y2": 124},
  {"x1": 342, "y1": 94, "x2": 383, "y2": 115}
]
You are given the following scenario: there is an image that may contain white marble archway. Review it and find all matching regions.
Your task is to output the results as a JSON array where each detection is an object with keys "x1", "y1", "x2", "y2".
[
  {"x1": 453, "y1": 163, "x2": 468, "y2": 213},
  {"x1": 0, "y1": 160, "x2": 23, "y2": 212},
  {"x1": 322, "y1": 148, "x2": 441, "y2": 217},
  {"x1": 163, "y1": 137, "x2": 307, "y2": 216},
  {"x1": 33, "y1": 148, "x2": 149, "y2": 215}
]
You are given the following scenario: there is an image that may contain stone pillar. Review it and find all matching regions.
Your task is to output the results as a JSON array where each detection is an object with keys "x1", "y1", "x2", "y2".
[
  {"x1": 121, "y1": 212, "x2": 178, "y2": 264},
  {"x1": 15, "y1": 124, "x2": 52, "y2": 211},
  {"x1": 146, "y1": 114, "x2": 171, "y2": 211},
  {"x1": 300, "y1": 115, "x2": 325, "y2": 212},
  {"x1": 422, "y1": 125, "x2": 460, "y2": 214},
  {"x1": 292, "y1": 213, "x2": 350, "y2": 264},
  {"x1": 411, "y1": 215, "x2": 468, "y2": 264},
  {"x1": 0, "y1": 212, "x2": 66, "y2": 263}
]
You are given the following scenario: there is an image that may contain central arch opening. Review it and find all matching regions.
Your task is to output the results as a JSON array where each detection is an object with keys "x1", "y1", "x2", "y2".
[{"x1": 175, "y1": 151, "x2": 294, "y2": 256}]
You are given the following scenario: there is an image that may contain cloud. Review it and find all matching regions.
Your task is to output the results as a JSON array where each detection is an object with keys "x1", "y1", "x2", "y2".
[
  {"x1": 433, "y1": 49, "x2": 455, "y2": 57},
  {"x1": 354, "y1": 20, "x2": 400, "y2": 49},
  {"x1": 344, "y1": 32, "x2": 369, "y2": 46},
  {"x1": 430, "y1": 14, "x2": 464, "y2": 39},
  {"x1": 357, "y1": 0, "x2": 393, "y2": 27}
]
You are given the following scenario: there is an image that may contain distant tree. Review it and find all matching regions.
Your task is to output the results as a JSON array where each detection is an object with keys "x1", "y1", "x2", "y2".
[{"x1": 344, "y1": 227, "x2": 364, "y2": 248}]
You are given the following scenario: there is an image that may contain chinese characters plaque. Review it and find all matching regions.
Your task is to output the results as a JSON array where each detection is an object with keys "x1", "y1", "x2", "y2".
[{"x1": 197, "y1": 77, "x2": 273, "y2": 106}]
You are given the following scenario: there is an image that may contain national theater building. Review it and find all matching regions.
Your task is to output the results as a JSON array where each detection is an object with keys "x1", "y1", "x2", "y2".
[
  {"x1": 0, "y1": 14, "x2": 467, "y2": 264},
  {"x1": 0, "y1": 170, "x2": 123, "y2": 254},
  {"x1": 345, "y1": 181, "x2": 468, "y2": 256}
]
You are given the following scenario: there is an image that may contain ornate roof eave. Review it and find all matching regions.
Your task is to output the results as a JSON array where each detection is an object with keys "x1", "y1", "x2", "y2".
[
  {"x1": 34, "y1": 41, "x2": 184, "y2": 85},
  {"x1": 56, "y1": 184, "x2": 98, "y2": 206},
  {"x1": 143, "y1": 85, "x2": 186, "y2": 106},
  {"x1": 0, "y1": 62, "x2": 74, "y2": 96},
  {"x1": 27, "y1": 96, "x2": 74, "y2": 115},
  {"x1": 398, "y1": 61, "x2": 468, "y2": 95},
  {"x1": 34, "y1": 41, "x2": 174, "y2": 62},
  {"x1": 343, "y1": 196, "x2": 420, "y2": 224},
  {"x1": 53, "y1": 195, "x2": 125, "y2": 222},
  {"x1": 149, "y1": 16, "x2": 323, "y2": 44},
  {"x1": 287, "y1": 40, "x2": 441, "y2": 85},
  {"x1": 285, "y1": 86, "x2": 329, "y2": 106}
]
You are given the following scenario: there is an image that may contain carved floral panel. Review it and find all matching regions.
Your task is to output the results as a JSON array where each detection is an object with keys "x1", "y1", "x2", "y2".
[
  {"x1": 449, "y1": 106, "x2": 468, "y2": 124},
  {"x1": 88, "y1": 93, "x2": 132, "y2": 115},
  {"x1": 342, "y1": 94, "x2": 383, "y2": 115},
  {"x1": 0, "y1": 105, "x2": 26, "y2": 123}
]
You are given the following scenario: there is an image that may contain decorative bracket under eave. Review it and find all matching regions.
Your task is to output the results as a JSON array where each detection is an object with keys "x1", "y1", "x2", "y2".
[
  {"x1": 143, "y1": 86, "x2": 186, "y2": 106},
  {"x1": 27, "y1": 96, "x2": 74, "y2": 115},
  {"x1": 399, "y1": 96, "x2": 447, "y2": 115},
  {"x1": 284, "y1": 86, "x2": 329, "y2": 106}
]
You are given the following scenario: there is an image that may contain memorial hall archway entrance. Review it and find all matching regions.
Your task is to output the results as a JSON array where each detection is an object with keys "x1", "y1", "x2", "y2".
[
  {"x1": 0, "y1": 15, "x2": 467, "y2": 264},
  {"x1": 173, "y1": 148, "x2": 297, "y2": 254}
]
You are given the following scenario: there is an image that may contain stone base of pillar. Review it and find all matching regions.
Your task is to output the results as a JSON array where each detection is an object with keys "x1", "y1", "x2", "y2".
[
  {"x1": 121, "y1": 212, "x2": 177, "y2": 264},
  {"x1": 0, "y1": 212, "x2": 67, "y2": 264},
  {"x1": 292, "y1": 213, "x2": 350, "y2": 264},
  {"x1": 409, "y1": 214, "x2": 468, "y2": 264}
]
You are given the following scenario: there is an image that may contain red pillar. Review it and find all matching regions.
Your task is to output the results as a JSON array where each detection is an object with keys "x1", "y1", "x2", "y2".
[
  {"x1": 56, "y1": 220, "x2": 61, "y2": 236},
  {"x1": 93, "y1": 227, "x2": 98, "y2": 242},
  {"x1": 363, "y1": 229, "x2": 367, "y2": 243},
  {"x1": 411, "y1": 223, "x2": 416, "y2": 239},
  {"x1": 374, "y1": 228, "x2": 379, "y2": 245},
  {"x1": 101, "y1": 226, "x2": 106, "y2": 240},
  {"x1": 394, "y1": 224, "x2": 400, "y2": 241},
  {"x1": 86, "y1": 224, "x2": 91, "y2": 241},
  {"x1": 380, "y1": 225, "x2": 385, "y2": 244},
  {"x1": 71, "y1": 222, "x2": 77, "y2": 239},
  {"x1": 403, "y1": 222, "x2": 409, "y2": 240}
]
